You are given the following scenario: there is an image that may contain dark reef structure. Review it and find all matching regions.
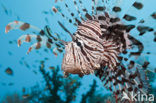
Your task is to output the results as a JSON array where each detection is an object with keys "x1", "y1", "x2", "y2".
[{"x1": 1, "y1": 61, "x2": 116, "y2": 103}]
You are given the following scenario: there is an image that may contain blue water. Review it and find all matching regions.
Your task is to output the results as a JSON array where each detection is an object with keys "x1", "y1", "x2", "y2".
[
  {"x1": 0, "y1": 0, "x2": 110, "y2": 102},
  {"x1": 0, "y1": 0, "x2": 156, "y2": 102}
]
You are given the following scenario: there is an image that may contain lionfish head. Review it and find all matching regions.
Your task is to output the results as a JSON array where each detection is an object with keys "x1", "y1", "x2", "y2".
[
  {"x1": 62, "y1": 41, "x2": 86, "y2": 76},
  {"x1": 61, "y1": 20, "x2": 109, "y2": 77}
]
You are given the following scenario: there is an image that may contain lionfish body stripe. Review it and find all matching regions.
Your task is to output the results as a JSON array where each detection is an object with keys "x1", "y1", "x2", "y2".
[
  {"x1": 5, "y1": 0, "x2": 156, "y2": 102},
  {"x1": 62, "y1": 17, "x2": 125, "y2": 74}
]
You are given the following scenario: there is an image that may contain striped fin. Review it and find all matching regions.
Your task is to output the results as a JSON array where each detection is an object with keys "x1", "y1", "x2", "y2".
[
  {"x1": 132, "y1": 12, "x2": 156, "y2": 38},
  {"x1": 72, "y1": 0, "x2": 84, "y2": 21},
  {"x1": 91, "y1": 0, "x2": 96, "y2": 15},
  {"x1": 63, "y1": 2, "x2": 84, "y2": 25},
  {"x1": 57, "y1": 21, "x2": 78, "y2": 44},
  {"x1": 27, "y1": 41, "x2": 51, "y2": 54},
  {"x1": 103, "y1": 0, "x2": 119, "y2": 15},
  {"x1": 17, "y1": 34, "x2": 60, "y2": 55},
  {"x1": 95, "y1": 12, "x2": 111, "y2": 38},
  {"x1": 77, "y1": 0, "x2": 93, "y2": 20},
  {"x1": 17, "y1": 34, "x2": 53, "y2": 47},
  {"x1": 53, "y1": 1, "x2": 82, "y2": 25},
  {"x1": 125, "y1": 13, "x2": 156, "y2": 60},
  {"x1": 95, "y1": 0, "x2": 106, "y2": 15},
  {"x1": 103, "y1": 0, "x2": 155, "y2": 49},
  {"x1": 109, "y1": 0, "x2": 136, "y2": 18},
  {"x1": 121, "y1": 0, "x2": 156, "y2": 25},
  {"x1": 91, "y1": 0, "x2": 104, "y2": 15},
  {"x1": 5, "y1": 21, "x2": 64, "y2": 55},
  {"x1": 128, "y1": 35, "x2": 144, "y2": 57},
  {"x1": 43, "y1": 25, "x2": 59, "y2": 41},
  {"x1": 63, "y1": 3, "x2": 78, "y2": 26},
  {"x1": 114, "y1": 0, "x2": 156, "y2": 63},
  {"x1": 109, "y1": 0, "x2": 156, "y2": 42},
  {"x1": 5, "y1": 21, "x2": 43, "y2": 35},
  {"x1": 96, "y1": 62, "x2": 148, "y2": 102},
  {"x1": 124, "y1": 58, "x2": 149, "y2": 91},
  {"x1": 20, "y1": 34, "x2": 63, "y2": 55},
  {"x1": 53, "y1": 48, "x2": 59, "y2": 57},
  {"x1": 52, "y1": 6, "x2": 74, "y2": 24},
  {"x1": 78, "y1": 0, "x2": 87, "y2": 16}
]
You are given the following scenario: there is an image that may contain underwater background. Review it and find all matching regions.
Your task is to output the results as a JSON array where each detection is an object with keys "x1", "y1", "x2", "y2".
[{"x1": 0, "y1": 0, "x2": 156, "y2": 103}]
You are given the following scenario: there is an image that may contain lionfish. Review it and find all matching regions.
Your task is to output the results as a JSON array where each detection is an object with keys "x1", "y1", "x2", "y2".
[{"x1": 5, "y1": 0, "x2": 156, "y2": 102}]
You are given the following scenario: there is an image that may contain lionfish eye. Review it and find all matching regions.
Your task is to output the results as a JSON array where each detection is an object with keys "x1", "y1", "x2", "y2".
[
  {"x1": 76, "y1": 41, "x2": 81, "y2": 46},
  {"x1": 75, "y1": 39, "x2": 82, "y2": 47}
]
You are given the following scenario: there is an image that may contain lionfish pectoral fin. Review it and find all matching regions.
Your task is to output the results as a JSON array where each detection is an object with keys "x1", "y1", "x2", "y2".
[
  {"x1": 15, "y1": 34, "x2": 53, "y2": 54},
  {"x1": 53, "y1": 42, "x2": 65, "y2": 56},
  {"x1": 27, "y1": 40, "x2": 52, "y2": 54},
  {"x1": 5, "y1": 21, "x2": 42, "y2": 34},
  {"x1": 17, "y1": 34, "x2": 48, "y2": 46},
  {"x1": 5, "y1": 21, "x2": 66, "y2": 55},
  {"x1": 59, "y1": 39, "x2": 68, "y2": 45}
]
